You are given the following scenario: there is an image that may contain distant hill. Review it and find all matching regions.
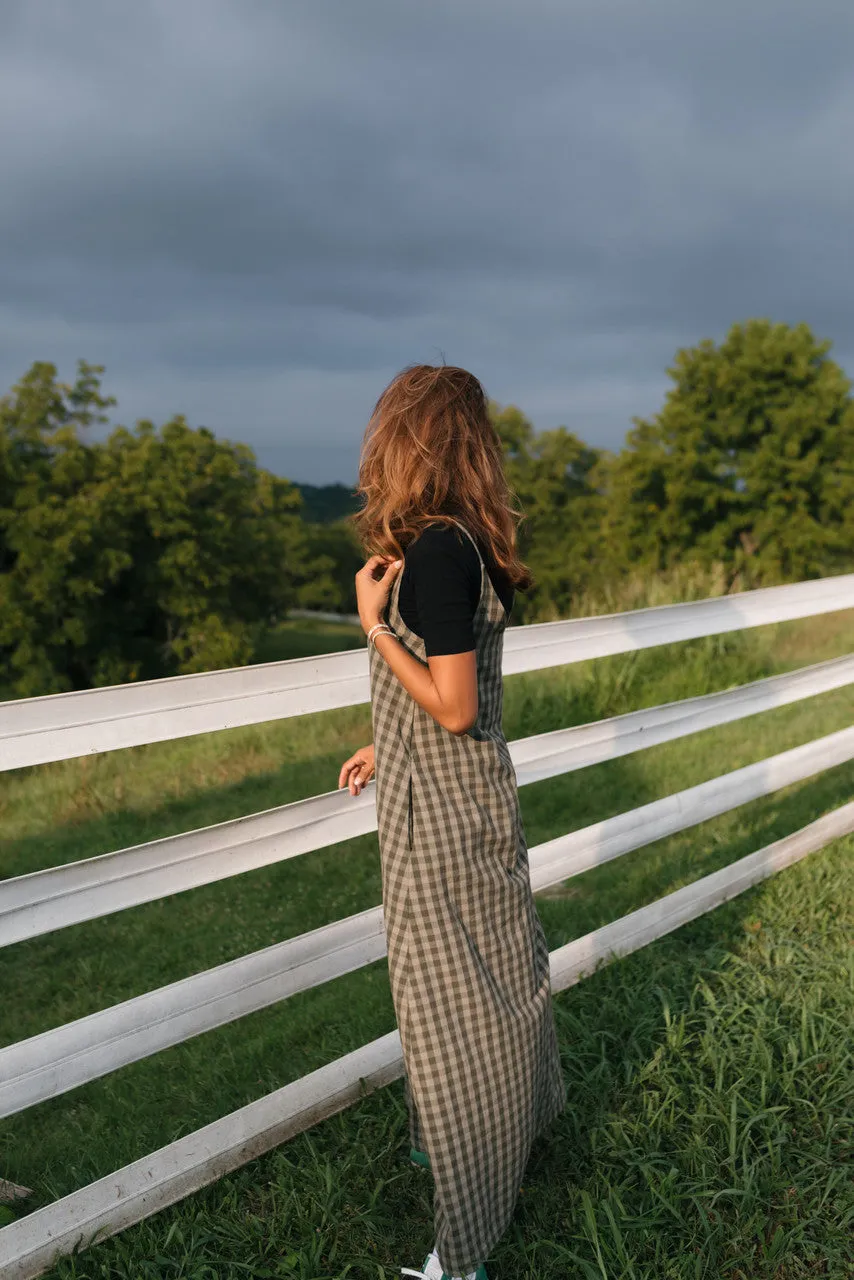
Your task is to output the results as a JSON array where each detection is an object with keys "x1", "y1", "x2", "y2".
[{"x1": 295, "y1": 482, "x2": 361, "y2": 524}]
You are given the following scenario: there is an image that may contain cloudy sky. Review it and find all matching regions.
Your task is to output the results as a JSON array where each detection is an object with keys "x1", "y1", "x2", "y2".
[{"x1": 2, "y1": 1, "x2": 853, "y2": 485}]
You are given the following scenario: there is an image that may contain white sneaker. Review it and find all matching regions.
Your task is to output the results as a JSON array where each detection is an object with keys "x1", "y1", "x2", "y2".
[{"x1": 401, "y1": 1244, "x2": 487, "y2": 1279}]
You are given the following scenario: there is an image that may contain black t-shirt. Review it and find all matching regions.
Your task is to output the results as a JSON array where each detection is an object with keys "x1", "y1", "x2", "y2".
[{"x1": 397, "y1": 523, "x2": 515, "y2": 656}]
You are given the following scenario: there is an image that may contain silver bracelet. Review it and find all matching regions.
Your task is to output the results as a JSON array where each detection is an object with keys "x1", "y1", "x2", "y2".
[{"x1": 367, "y1": 622, "x2": 395, "y2": 645}]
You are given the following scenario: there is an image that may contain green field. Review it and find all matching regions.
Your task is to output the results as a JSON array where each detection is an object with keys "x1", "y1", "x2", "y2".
[{"x1": 1, "y1": 609, "x2": 853, "y2": 1278}]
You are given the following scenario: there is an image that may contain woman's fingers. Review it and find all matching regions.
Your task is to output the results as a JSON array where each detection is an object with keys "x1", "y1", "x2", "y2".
[
  {"x1": 338, "y1": 757, "x2": 362, "y2": 789},
  {"x1": 348, "y1": 761, "x2": 371, "y2": 795},
  {"x1": 357, "y1": 554, "x2": 393, "y2": 579},
  {"x1": 354, "y1": 757, "x2": 375, "y2": 791},
  {"x1": 338, "y1": 756, "x2": 359, "y2": 789},
  {"x1": 338, "y1": 754, "x2": 374, "y2": 795}
]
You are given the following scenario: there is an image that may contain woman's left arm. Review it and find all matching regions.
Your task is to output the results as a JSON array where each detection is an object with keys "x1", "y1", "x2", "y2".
[
  {"x1": 356, "y1": 555, "x2": 478, "y2": 736},
  {"x1": 375, "y1": 639, "x2": 477, "y2": 736}
]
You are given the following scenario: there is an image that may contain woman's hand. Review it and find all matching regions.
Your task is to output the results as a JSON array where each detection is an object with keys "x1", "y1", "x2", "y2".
[
  {"x1": 338, "y1": 743, "x2": 375, "y2": 796},
  {"x1": 355, "y1": 554, "x2": 404, "y2": 636}
]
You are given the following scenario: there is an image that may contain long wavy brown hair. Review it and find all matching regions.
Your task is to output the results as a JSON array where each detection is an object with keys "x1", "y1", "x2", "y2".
[{"x1": 351, "y1": 364, "x2": 534, "y2": 591}]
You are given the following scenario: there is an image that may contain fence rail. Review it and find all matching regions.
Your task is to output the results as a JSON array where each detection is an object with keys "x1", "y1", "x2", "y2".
[
  {"x1": 3, "y1": 573, "x2": 854, "y2": 771},
  {"x1": 4, "y1": 652, "x2": 853, "y2": 948},
  {"x1": 4, "y1": 722, "x2": 854, "y2": 1121},
  {"x1": 1, "y1": 572, "x2": 853, "y2": 1280}
]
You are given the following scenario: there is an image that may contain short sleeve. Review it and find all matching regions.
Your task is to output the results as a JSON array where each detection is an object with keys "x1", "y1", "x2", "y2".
[{"x1": 405, "y1": 525, "x2": 480, "y2": 656}]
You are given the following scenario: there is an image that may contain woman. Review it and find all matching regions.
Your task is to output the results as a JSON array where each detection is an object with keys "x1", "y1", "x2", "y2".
[{"x1": 338, "y1": 365, "x2": 566, "y2": 1280}]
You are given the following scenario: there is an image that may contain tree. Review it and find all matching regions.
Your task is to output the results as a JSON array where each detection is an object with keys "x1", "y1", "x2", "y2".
[
  {"x1": 602, "y1": 320, "x2": 854, "y2": 586},
  {"x1": 490, "y1": 402, "x2": 605, "y2": 619},
  {"x1": 291, "y1": 517, "x2": 365, "y2": 613},
  {"x1": 0, "y1": 361, "x2": 310, "y2": 695}
]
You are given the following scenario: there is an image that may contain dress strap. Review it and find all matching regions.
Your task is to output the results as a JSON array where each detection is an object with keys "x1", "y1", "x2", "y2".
[{"x1": 444, "y1": 517, "x2": 484, "y2": 569}]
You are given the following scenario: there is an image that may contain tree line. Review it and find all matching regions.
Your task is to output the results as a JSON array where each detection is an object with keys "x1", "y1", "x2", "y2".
[{"x1": 2, "y1": 318, "x2": 853, "y2": 698}]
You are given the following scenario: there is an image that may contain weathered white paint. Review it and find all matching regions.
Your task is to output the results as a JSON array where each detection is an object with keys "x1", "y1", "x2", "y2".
[
  {"x1": 0, "y1": 649, "x2": 370, "y2": 772},
  {"x1": 549, "y1": 802, "x2": 854, "y2": 990},
  {"x1": 0, "y1": 907, "x2": 388, "y2": 1118},
  {"x1": 3, "y1": 573, "x2": 853, "y2": 771},
  {"x1": 0, "y1": 786, "x2": 381, "y2": 948},
  {"x1": 4, "y1": 724, "x2": 853, "y2": 1118},
  {"x1": 2, "y1": 801, "x2": 850, "y2": 1280},
  {"x1": 528, "y1": 724, "x2": 854, "y2": 893},
  {"x1": 0, "y1": 1030, "x2": 407, "y2": 1280},
  {"x1": 4, "y1": 653, "x2": 853, "y2": 947}
]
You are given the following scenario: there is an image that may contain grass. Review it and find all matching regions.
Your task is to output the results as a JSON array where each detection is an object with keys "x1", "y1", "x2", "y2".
[{"x1": 0, "y1": 604, "x2": 852, "y2": 1278}]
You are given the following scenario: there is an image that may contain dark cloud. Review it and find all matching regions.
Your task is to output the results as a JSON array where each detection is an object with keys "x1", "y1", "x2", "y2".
[{"x1": 2, "y1": 0, "x2": 853, "y2": 482}]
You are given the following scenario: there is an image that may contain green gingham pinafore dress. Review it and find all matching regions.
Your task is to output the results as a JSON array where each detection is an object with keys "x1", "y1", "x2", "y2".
[{"x1": 368, "y1": 518, "x2": 566, "y2": 1274}]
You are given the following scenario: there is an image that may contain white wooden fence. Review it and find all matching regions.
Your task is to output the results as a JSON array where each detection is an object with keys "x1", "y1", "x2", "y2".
[{"x1": 2, "y1": 573, "x2": 854, "y2": 1279}]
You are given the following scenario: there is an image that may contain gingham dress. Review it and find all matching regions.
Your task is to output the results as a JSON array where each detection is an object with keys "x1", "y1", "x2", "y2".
[{"x1": 368, "y1": 517, "x2": 566, "y2": 1275}]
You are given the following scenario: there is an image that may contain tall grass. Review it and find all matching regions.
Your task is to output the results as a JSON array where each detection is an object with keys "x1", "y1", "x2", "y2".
[{"x1": 568, "y1": 561, "x2": 734, "y2": 620}]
